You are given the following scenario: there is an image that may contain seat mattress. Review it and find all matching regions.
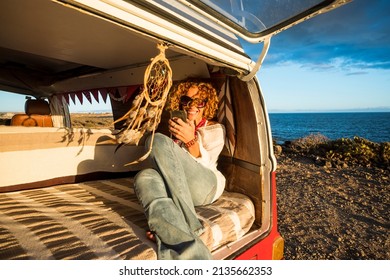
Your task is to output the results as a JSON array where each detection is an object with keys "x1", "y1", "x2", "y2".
[{"x1": 0, "y1": 178, "x2": 255, "y2": 260}]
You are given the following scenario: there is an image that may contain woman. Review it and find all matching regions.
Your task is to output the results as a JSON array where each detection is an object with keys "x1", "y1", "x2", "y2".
[{"x1": 134, "y1": 81, "x2": 226, "y2": 260}]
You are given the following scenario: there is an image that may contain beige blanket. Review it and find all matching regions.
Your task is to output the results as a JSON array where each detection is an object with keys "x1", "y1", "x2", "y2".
[{"x1": 0, "y1": 178, "x2": 254, "y2": 259}]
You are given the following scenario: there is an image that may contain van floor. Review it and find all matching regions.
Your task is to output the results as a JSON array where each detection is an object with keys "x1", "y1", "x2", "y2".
[{"x1": 0, "y1": 178, "x2": 255, "y2": 260}]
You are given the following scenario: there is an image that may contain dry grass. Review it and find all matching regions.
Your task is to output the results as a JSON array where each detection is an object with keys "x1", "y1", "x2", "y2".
[
  {"x1": 70, "y1": 113, "x2": 114, "y2": 129},
  {"x1": 282, "y1": 133, "x2": 389, "y2": 169}
]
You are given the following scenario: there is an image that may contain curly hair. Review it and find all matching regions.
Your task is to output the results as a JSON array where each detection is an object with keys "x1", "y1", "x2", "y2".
[{"x1": 167, "y1": 81, "x2": 219, "y2": 120}]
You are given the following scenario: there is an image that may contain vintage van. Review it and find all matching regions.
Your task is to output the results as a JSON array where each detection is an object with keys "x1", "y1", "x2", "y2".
[{"x1": 0, "y1": 0, "x2": 349, "y2": 260}]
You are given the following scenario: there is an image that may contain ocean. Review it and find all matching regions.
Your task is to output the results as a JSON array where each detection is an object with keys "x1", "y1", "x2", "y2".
[{"x1": 269, "y1": 112, "x2": 390, "y2": 143}]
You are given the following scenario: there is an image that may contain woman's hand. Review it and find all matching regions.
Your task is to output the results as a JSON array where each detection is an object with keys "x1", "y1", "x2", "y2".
[
  {"x1": 169, "y1": 118, "x2": 201, "y2": 157},
  {"x1": 168, "y1": 117, "x2": 195, "y2": 143}
]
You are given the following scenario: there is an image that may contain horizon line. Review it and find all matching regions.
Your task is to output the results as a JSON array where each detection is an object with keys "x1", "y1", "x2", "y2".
[{"x1": 268, "y1": 108, "x2": 390, "y2": 113}]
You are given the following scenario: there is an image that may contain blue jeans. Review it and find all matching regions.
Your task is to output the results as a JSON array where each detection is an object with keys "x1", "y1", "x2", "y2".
[{"x1": 134, "y1": 133, "x2": 217, "y2": 260}]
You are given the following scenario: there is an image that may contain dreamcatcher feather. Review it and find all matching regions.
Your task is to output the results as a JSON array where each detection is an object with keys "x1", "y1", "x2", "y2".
[{"x1": 113, "y1": 44, "x2": 172, "y2": 165}]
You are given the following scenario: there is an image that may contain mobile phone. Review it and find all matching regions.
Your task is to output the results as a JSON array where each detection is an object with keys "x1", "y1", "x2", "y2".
[{"x1": 170, "y1": 110, "x2": 187, "y2": 122}]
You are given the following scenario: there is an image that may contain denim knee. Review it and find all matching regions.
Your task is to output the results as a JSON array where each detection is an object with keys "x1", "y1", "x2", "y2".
[
  {"x1": 147, "y1": 133, "x2": 174, "y2": 159},
  {"x1": 153, "y1": 133, "x2": 171, "y2": 148},
  {"x1": 134, "y1": 168, "x2": 168, "y2": 208}
]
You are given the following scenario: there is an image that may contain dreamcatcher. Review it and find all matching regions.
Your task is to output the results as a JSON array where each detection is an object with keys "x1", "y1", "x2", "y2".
[{"x1": 113, "y1": 43, "x2": 172, "y2": 164}]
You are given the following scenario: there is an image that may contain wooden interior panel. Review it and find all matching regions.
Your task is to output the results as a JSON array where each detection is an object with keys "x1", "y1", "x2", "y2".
[{"x1": 229, "y1": 77, "x2": 261, "y2": 164}]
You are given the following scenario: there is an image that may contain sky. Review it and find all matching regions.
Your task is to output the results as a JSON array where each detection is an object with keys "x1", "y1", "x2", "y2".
[
  {"x1": 0, "y1": 0, "x2": 389, "y2": 113},
  {"x1": 252, "y1": 0, "x2": 390, "y2": 112}
]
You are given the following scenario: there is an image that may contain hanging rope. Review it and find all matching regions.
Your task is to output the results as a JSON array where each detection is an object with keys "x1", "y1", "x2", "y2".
[{"x1": 113, "y1": 43, "x2": 173, "y2": 165}]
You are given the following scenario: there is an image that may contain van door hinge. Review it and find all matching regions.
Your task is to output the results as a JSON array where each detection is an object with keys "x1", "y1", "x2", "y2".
[{"x1": 239, "y1": 37, "x2": 271, "y2": 81}]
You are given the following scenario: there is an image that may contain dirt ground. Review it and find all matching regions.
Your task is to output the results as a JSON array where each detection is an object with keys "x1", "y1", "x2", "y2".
[{"x1": 275, "y1": 153, "x2": 389, "y2": 260}]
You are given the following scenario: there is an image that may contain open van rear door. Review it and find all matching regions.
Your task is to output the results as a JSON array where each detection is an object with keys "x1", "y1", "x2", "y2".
[
  {"x1": 62, "y1": 0, "x2": 351, "y2": 78},
  {"x1": 181, "y1": 0, "x2": 350, "y2": 42}
]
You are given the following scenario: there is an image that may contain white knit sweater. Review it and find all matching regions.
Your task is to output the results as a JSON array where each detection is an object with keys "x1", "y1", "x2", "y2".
[{"x1": 190, "y1": 123, "x2": 226, "y2": 203}]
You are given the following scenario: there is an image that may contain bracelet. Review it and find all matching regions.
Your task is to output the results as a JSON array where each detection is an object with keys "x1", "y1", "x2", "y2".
[{"x1": 185, "y1": 136, "x2": 198, "y2": 148}]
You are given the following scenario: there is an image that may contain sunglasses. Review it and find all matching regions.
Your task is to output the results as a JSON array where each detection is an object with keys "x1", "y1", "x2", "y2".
[{"x1": 180, "y1": 95, "x2": 208, "y2": 108}]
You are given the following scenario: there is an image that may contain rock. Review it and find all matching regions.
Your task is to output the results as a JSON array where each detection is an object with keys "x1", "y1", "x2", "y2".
[
  {"x1": 315, "y1": 156, "x2": 325, "y2": 166},
  {"x1": 324, "y1": 161, "x2": 332, "y2": 169},
  {"x1": 274, "y1": 145, "x2": 283, "y2": 155}
]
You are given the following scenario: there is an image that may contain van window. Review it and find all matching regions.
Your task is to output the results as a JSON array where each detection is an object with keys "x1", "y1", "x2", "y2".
[
  {"x1": 0, "y1": 91, "x2": 26, "y2": 125},
  {"x1": 187, "y1": 0, "x2": 332, "y2": 36}
]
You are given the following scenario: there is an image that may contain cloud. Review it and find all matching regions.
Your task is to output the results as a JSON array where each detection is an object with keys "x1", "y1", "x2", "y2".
[
  {"x1": 346, "y1": 71, "x2": 369, "y2": 76},
  {"x1": 250, "y1": 0, "x2": 390, "y2": 71},
  {"x1": 298, "y1": 56, "x2": 390, "y2": 73}
]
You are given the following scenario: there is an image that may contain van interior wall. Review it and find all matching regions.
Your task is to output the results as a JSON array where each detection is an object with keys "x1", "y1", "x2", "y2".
[
  {"x1": 219, "y1": 77, "x2": 263, "y2": 226},
  {"x1": 0, "y1": 127, "x2": 149, "y2": 191}
]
